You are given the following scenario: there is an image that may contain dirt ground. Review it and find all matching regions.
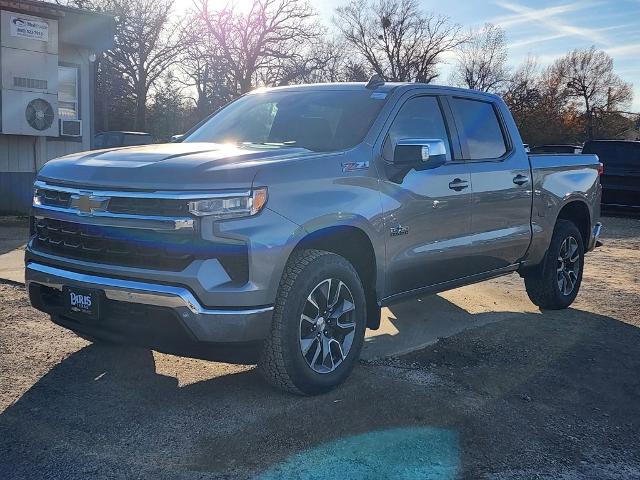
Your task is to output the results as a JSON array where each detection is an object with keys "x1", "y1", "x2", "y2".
[{"x1": 0, "y1": 215, "x2": 639, "y2": 479}]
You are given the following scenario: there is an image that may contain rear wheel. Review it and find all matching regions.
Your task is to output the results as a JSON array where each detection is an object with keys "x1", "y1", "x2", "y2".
[
  {"x1": 524, "y1": 220, "x2": 585, "y2": 310},
  {"x1": 258, "y1": 249, "x2": 367, "y2": 395}
]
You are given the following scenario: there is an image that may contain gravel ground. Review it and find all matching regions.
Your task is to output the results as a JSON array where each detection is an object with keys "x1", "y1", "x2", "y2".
[{"x1": 0, "y1": 215, "x2": 639, "y2": 479}]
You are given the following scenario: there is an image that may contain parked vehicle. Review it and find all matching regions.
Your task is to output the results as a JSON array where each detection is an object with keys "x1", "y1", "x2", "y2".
[
  {"x1": 530, "y1": 144, "x2": 583, "y2": 154},
  {"x1": 582, "y1": 140, "x2": 640, "y2": 210},
  {"x1": 94, "y1": 131, "x2": 153, "y2": 149},
  {"x1": 26, "y1": 81, "x2": 602, "y2": 395}
]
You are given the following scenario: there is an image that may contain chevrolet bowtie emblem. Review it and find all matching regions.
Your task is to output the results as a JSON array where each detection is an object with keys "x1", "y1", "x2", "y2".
[{"x1": 70, "y1": 192, "x2": 110, "y2": 215}]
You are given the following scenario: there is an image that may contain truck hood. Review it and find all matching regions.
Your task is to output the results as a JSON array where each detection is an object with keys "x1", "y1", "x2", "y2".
[{"x1": 37, "y1": 142, "x2": 328, "y2": 190}]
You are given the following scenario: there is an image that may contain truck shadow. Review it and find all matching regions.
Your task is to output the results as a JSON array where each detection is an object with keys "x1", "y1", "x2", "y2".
[
  {"x1": 1, "y1": 302, "x2": 640, "y2": 479},
  {"x1": 363, "y1": 294, "x2": 511, "y2": 359}
]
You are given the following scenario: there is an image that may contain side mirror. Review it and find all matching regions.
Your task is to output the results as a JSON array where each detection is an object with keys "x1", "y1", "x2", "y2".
[
  {"x1": 170, "y1": 134, "x2": 184, "y2": 143},
  {"x1": 392, "y1": 138, "x2": 448, "y2": 169}
]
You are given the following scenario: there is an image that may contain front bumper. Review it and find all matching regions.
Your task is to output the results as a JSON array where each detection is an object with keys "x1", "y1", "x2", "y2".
[{"x1": 26, "y1": 262, "x2": 274, "y2": 348}]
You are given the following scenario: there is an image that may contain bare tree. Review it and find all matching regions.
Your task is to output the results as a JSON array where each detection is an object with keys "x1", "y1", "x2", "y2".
[
  {"x1": 178, "y1": 10, "x2": 236, "y2": 121},
  {"x1": 333, "y1": 0, "x2": 464, "y2": 83},
  {"x1": 262, "y1": 38, "x2": 370, "y2": 85},
  {"x1": 450, "y1": 23, "x2": 508, "y2": 92},
  {"x1": 195, "y1": 0, "x2": 323, "y2": 95},
  {"x1": 147, "y1": 71, "x2": 192, "y2": 141},
  {"x1": 104, "y1": 0, "x2": 184, "y2": 130},
  {"x1": 551, "y1": 46, "x2": 633, "y2": 139},
  {"x1": 502, "y1": 56, "x2": 539, "y2": 123}
]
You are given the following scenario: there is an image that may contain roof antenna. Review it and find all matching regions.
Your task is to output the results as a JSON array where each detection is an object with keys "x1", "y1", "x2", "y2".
[{"x1": 365, "y1": 74, "x2": 385, "y2": 90}]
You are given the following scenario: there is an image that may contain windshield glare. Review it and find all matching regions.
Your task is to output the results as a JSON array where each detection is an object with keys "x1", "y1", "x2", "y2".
[{"x1": 184, "y1": 90, "x2": 387, "y2": 152}]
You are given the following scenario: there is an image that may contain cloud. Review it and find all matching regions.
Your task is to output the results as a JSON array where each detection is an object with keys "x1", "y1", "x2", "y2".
[
  {"x1": 605, "y1": 43, "x2": 640, "y2": 57},
  {"x1": 508, "y1": 33, "x2": 570, "y2": 49},
  {"x1": 492, "y1": 2, "x2": 586, "y2": 27},
  {"x1": 507, "y1": 23, "x2": 632, "y2": 51},
  {"x1": 493, "y1": 1, "x2": 610, "y2": 45}
]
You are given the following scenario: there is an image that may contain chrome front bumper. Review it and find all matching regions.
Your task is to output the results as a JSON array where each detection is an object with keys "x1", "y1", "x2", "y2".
[{"x1": 26, "y1": 262, "x2": 273, "y2": 343}]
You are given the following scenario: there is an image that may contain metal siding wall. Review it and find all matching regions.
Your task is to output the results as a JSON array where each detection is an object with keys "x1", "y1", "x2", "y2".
[
  {"x1": 0, "y1": 136, "x2": 36, "y2": 172},
  {"x1": 43, "y1": 139, "x2": 85, "y2": 164},
  {"x1": 0, "y1": 137, "x2": 8, "y2": 171},
  {"x1": 0, "y1": 171, "x2": 35, "y2": 214}
]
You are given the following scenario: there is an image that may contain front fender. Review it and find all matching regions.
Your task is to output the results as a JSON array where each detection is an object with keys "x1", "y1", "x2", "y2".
[{"x1": 253, "y1": 148, "x2": 386, "y2": 296}]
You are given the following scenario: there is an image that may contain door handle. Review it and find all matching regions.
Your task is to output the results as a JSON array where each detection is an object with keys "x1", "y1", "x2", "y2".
[
  {"x1": 513, "y1": 174, "x2": 530, "y2": 186},
  {"x1": 448, "y1": 178, "x2": 469, "y2": 191}
]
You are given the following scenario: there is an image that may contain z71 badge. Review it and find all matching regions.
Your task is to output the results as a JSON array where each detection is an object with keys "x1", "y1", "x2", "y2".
[{"x1": 390, "y1": 225, "x2": 409, "y2": 236}]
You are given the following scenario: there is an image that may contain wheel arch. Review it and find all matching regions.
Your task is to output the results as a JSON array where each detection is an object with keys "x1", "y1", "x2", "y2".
[
  {"x1": 290, "y1": 224, "x2": 382, "y2": 329},
  {"x1": 556, "y1": 199, "x2": 591, "y2": 247}
]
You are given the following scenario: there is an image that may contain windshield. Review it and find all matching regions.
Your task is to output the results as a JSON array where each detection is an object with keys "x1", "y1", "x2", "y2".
[{"x1": 184, "y1": 89, "x2": 388, "y2": 152}]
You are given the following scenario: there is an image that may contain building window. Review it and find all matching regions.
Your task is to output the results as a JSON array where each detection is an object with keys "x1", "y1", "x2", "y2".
[{"x1": 58, "y1": 66, "x2": 79, "y2": 120}]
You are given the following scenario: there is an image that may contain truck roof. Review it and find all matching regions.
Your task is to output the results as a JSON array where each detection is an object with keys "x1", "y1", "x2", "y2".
[{"x1": 249, "y1": 82, "x2": 503, "y2": 101}]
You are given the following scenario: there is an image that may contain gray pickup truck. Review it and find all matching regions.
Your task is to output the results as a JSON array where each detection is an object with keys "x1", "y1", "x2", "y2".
[{"x1": 26, "y1": 81, "x2": 602, "y2": 395}]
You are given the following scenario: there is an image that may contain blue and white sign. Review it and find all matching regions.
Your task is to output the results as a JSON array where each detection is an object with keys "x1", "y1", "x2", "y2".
[{"x1": 10, "y1": 15, "x2": 49, "y2": 42}]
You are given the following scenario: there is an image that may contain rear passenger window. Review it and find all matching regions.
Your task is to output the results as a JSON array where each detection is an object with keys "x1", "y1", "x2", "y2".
[
  {"x1": 451, "y1": 98, "x2": 507, "y2": 159},
  {"x1": 383, "y1": 96, "x2": 452, "y2": 161}
]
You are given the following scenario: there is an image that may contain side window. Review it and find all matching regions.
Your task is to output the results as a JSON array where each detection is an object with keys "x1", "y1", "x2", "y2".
[
  {"x1": 383, "y1": 96, "x2": 452, "y2": 161},
  {"x1": 58, "y1": 66, "x2": 79, "y2": 120},
  {"x1": 106, "y1": 133, "x2": 122, "y2": 148},
  {"x1": 123, "y1": 134, "x2": 152, "y2": 146},
  {"x1": 451, "y1": 98, "x2": 507, "y2": 159}
]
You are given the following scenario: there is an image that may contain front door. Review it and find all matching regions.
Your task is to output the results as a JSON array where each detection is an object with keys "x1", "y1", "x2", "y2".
[{"x1": 378, "y1": 95, "x2": 474, "y2": 297}]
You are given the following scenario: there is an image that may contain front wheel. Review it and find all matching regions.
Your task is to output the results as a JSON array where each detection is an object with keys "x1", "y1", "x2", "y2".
[
  {"x1": 258, "y1": 249, "x2": 367, "y2": 395},
  {"x1": 524, "y1": 219, "x2": 585, "y2": 310}
]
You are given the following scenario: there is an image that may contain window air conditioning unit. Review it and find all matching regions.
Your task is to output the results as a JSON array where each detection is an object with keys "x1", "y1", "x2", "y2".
[{"x1": 60, "y1": 119, "x2": 82, "y2": 137}]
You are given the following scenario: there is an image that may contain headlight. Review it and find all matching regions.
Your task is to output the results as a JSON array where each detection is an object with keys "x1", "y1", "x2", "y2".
[
  {"x1": 188, "y1": 187, "x2": 268, "y2": 218},
  {"x1": 33, "y1": 188, "x2": 42, "y2": 206}
]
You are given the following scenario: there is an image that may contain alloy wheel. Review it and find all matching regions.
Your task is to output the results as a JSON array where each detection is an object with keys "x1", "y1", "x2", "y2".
[
  {"x1": 298, "y1": 278, "x2": 356, "y2": 374},
  {"x1": 557, "y1": 236, "x2": 580, "y2": 296}
]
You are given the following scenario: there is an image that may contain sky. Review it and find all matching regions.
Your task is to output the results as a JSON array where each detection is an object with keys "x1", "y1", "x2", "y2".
[{"x1": 180, "y1": 0, "x2": 640, "y2": 111}]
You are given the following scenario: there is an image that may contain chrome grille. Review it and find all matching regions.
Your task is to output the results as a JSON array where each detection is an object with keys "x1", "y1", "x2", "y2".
[
  {"x1": 36, "y1": 187, "x2": 187, "y2": 217},
  {"x1": 40, "y1": 189, "x2": 72, "y2": 208},
  {"x1": 30, "y1": 182, "x2": 250, "y2": 283},
  {"x1": 107, "y1": 197, "x2": 189, "y2": 216}
]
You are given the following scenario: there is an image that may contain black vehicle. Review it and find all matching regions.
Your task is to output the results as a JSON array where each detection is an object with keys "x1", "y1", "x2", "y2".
[
  {"x1": 582, "y1": 140, "x2": 640, "y2": 210},
  {"x1": 530, "y1": 144, "x2": 583, "y2": 154},
  {"x1": 94, "y1": 131, "x2": 153, "y2": 149}
]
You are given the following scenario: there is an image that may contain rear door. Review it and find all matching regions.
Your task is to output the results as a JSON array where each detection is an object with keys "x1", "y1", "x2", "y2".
[
  {"x1": 378, "y1": 93, "x2": 475, "y2": 297},
  {"x1": 449, "y1": 96, "x2": 532, "y2": 273}
]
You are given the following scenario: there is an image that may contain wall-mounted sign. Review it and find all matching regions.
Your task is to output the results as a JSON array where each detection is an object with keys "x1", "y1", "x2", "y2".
[{"x1": 10, "y1": 15, "x2": 49, "y2": 42}]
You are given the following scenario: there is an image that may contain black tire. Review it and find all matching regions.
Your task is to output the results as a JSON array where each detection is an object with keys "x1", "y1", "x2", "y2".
[
  {"x1": 258, "y1": 249, "x2": 367, "y2": 395},
  {"x1": 524, "y1": 219, "x2": 585, "y2": 310}
]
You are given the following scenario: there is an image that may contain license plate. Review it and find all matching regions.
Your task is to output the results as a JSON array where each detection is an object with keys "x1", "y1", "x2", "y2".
[{"x1": 63, "y1": 286, "x2": 100, "y2": 320}]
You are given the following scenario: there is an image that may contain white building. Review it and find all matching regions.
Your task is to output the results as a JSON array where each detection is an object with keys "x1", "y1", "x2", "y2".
[{"x1": 0, "y1": 0, "x2": 114, "y2": 214}]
